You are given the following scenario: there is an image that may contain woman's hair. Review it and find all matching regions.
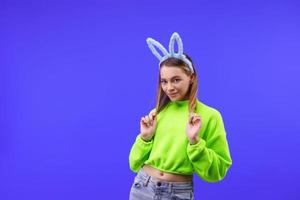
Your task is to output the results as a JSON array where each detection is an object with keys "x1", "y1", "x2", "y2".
[{"x1": 155, "y1": 54, "x2": 198, "y2": 114}]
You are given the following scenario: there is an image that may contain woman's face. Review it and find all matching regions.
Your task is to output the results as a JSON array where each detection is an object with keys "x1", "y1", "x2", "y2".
[{"x1": 160, "y1": 65, "x2": 193, "y2": 101}]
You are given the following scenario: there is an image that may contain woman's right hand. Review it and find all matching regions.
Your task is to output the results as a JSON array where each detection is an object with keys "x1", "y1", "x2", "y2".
[{"x1": 140, "y1": 109, "x2": 157, "y2": 141}]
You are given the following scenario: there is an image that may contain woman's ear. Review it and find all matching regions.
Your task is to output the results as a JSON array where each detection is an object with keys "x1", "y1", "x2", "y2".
[{"x1": 190, "y1": 74, "x2": 195, "y2": 84}]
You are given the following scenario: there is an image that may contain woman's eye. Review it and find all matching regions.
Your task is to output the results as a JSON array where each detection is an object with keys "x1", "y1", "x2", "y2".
[{"x1": 161, "y1": 79, "x2": 180, "y2": 84}]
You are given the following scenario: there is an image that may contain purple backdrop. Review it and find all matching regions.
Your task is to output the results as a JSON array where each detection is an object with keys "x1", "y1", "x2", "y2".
[{"x1": 1, "y1": 0, "x2": 300, "y2": 199}]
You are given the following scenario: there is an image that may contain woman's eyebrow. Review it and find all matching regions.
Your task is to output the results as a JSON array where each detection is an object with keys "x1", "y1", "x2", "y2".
[{"x1": 161, "y1": 76, "x2": 181, "y2": 80}]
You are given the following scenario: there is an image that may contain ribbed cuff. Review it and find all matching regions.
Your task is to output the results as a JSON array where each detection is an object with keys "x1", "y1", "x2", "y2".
[
  {"x1": 187, "y1": 138, "x2": 206, "y2": 153},
  {"x1": 136, "y1": 134, "x2": 153, "y2": 145}
]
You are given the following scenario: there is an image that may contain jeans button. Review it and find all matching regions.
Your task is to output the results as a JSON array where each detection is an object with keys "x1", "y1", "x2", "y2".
[
  {"x1": 157, "y1": 182, "x2": 161, "y2": 186},
  {"x1": 134, "y1": 182, "x2": 141, "y2": 188}
]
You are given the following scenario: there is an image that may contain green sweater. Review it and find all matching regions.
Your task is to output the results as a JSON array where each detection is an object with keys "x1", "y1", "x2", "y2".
[{"x1": 129, "y1": 99, "x2": 232, "y2": 183}]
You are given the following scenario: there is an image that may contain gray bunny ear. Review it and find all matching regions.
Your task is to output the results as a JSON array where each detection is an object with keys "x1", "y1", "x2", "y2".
[
  {"x1": 169, "y1": 32, "x2": 184, "y2": 56},
  {"x1": 146, "y1": 38, "x2": 169, "y2": 61}
]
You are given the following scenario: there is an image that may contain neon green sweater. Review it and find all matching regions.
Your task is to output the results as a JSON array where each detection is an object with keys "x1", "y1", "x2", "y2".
[{"x1": 128, "y1": 99, "x2": 232, "y2": 183}]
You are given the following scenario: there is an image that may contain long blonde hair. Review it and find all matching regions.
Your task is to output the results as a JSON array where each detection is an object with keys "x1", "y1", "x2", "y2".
[{"x1": 155, "y1": 54, "x2": 199, "y2": 114}]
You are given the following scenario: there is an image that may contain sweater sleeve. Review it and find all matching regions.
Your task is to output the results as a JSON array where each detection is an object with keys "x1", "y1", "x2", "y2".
[
  {"x1": 129, "y1": 134, "x2": 153, "y2": 173},
  {"x1": 187, "y1": 111, "x2": 232, "y2": 183}
]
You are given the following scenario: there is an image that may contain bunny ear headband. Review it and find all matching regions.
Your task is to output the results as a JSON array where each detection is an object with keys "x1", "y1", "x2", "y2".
[{"x1": 146, "y1": 32, "x2": 194, "y2": 74}]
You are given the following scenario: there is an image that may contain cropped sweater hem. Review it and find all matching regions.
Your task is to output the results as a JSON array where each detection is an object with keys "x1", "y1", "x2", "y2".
[{"x1": 142, "y1": 164, "x2": 195, "y2": 176}]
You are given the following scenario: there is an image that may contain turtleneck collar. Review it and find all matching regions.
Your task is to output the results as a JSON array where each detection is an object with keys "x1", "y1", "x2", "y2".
[{"x1": 170, "y1": 99, "x2": 189, "y2": 106}]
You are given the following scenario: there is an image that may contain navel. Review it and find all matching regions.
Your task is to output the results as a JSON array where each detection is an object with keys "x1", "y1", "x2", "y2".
[{"x1": 159, "y1": 171, "x2": 164, "y2": 177}]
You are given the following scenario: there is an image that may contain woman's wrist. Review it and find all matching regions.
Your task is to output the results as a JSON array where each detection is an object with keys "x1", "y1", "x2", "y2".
[
  {"x1": 189, "y1": 137, "x2": 199, "y2": 145},
  {"x1": 140, "y1": 134, "x2": 152, "y2": 142}
]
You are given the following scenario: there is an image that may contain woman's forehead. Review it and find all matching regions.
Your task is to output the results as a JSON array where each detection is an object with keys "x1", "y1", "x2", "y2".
[{"x1": 160, "y1": 66, "x2": 187, "y2": 79}]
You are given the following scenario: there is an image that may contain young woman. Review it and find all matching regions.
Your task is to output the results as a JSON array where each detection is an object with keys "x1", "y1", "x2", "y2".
[{"x1": 129, "y1": 32, "x2": 232, "y2": 200}]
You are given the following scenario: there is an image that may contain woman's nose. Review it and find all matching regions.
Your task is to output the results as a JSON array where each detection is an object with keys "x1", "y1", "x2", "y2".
[{"x1": 167, "y1": 83, "x2": 175, "y2": 91}]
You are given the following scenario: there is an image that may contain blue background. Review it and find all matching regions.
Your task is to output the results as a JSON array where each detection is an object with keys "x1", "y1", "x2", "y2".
[{"x1": 1, "y1": 0, "x2": 300, "y2": 199}]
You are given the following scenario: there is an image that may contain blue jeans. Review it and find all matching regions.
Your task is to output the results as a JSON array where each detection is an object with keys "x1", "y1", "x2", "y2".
[{"x1": 129, "y1": 168, "x2": 194, "y2": 200}]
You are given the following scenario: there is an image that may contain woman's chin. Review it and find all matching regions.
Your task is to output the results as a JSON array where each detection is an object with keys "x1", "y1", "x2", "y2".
[{"x1": 169, "y1": 96, "x2": 179, "y2": 101}]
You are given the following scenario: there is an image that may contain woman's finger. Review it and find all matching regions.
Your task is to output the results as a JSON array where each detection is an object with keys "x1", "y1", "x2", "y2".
[
  {"x1": 148, "y1": 115, "x2": 154, "y2": 126},
  {"x1": 189, "y1": 113, "x2": 201, "y2": 125},
  {"x1": 149, "y1": 110, "x2": 156, "y2": 117},
  {"x1": 149, "y1": 110, "x2": 156, "y2": 124},
  {"x1": 145, "y1": 115, "x2": 151, "y2": 126},
  {"x1": 141, "y1": 117, "x2": 147, "y2": 127},
  {"x1": 193, "y1": 118, "x2": 201, "y2": 124},
  {"x1": 146, "y1": 116, "x2": 152, "y2": 126},
  {"x1": 189, "y1": 113, "x2": 196, "y2": 123},
  {"x1": 150, "y1": 112, "x2": 156, "y2": 120},
  {"x1": 192, "y1": 115, "x2": 201, "y2": 121}
]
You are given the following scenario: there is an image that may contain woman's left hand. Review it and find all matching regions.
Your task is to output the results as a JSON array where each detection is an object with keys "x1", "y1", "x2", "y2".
[{"x1": 186, "y1": 112, "x2": 202, "y2": 144}]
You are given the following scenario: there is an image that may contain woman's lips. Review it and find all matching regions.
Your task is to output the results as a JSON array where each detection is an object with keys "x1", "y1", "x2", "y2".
[{"x1": 169, "y1": 93, "x2": 178, "y2": 97}]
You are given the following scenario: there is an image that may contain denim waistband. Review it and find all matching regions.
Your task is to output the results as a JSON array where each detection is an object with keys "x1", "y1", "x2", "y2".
[{"x1": 138, "y1": 167, "x2": 194, "y2": 188}]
